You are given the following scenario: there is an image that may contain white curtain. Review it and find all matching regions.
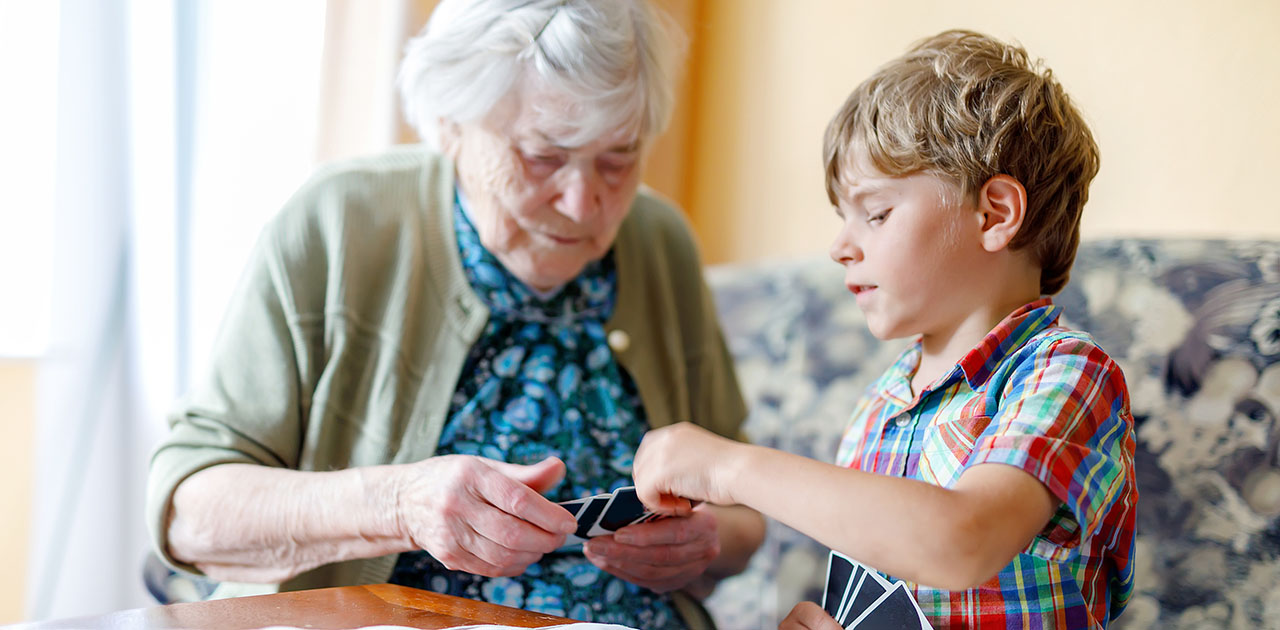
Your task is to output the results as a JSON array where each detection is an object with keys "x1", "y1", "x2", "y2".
[{"x1": 26, "y1": 0, "x2": 331, "y2": 620}]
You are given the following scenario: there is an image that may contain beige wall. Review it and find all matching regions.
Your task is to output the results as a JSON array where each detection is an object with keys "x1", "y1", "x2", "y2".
[
  {"x1": 683, "y1": 0, "x2": 1280, "y2": 263},
  {"x1": 0, "y1": 361, "x2": 36, "y2": 623}
]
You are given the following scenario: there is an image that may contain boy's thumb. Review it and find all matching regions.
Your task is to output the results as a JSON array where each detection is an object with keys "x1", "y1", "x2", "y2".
[{"x1": 493, "y1": 457, "x2": 566, "y2": 494}]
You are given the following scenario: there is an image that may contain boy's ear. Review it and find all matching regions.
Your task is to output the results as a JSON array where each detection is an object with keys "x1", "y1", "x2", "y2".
[{"x1": 975, "y1": 174, "x2": 1027, "y2": 252}]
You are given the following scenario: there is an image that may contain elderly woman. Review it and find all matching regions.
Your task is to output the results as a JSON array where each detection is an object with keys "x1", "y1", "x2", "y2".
[{"x1": 145, "y1": 0, "x2": 763, "y2": 628}]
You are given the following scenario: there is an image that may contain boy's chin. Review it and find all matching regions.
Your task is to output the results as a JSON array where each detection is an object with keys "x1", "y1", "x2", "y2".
[
  {"x1": 863, "y1": 320, "x2": 895, "y2": 340},
  {"x1": 862, "y1": 316, "x2": 912, "y2": 341}
]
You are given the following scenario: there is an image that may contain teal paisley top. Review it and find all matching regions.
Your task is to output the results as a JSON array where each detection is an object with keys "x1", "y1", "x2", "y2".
[{"x1": 389, "y1": 194, "x2": 683, "y2": 629}]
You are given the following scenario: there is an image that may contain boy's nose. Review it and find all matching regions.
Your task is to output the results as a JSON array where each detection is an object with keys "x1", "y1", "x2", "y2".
[{"x1": 829, "y1": 225, "x2": 863, "y2": 265}]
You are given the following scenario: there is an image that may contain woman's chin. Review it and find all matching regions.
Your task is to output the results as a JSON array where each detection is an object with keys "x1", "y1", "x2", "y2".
[{"x1": 512, "y1": 263, "x2": 584, "y2": 292}]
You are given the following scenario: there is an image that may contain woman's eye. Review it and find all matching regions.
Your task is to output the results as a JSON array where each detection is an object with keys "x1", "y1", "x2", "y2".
[
  {"x1": 530, "y1": 154, "x2": 563, "y2": 166},
  {"x1": 521, "y1": 151, "x2": 565, "y2": 175},
  {"x1": 597, "y1": 155, "x2": 635, "y2": 174}
]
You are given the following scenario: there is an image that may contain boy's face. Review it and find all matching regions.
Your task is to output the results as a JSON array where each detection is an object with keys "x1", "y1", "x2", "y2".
[{"x1": 828, "y1": 152, "x2": 987, "y2": 341}]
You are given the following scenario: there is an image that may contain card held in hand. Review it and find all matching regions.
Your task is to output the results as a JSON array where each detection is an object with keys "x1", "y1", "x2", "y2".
[
  {"x1": 821, "y1": 550, "x2": 932, "y2": 629},
  {"x1": 847, "y1": 582, "x2": 924, "y2": 630},
  {"x1": 823, "y1": 551, "x2": 857, "y2": 618},
  {"x1": 558, "y1": 486, "x2": 659, "y2": 546},
  {"x1": 587, "y1": 487, "x2": 651, "y2": 537}
]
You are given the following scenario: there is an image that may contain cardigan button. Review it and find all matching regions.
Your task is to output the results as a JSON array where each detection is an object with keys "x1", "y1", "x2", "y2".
[
  {"x1": 894, "y1": 415, "x2": 912, "y2": 428},
  {"x1": 607, "y1": 329, "x2": 631, "y2": 353}
]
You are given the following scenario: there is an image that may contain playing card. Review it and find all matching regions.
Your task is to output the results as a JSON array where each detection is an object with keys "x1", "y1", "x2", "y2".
[
  {"x1": 633, "y1": 511, "x2": 668, "y2": 525},
  {"x1": 822, "y1": 551, "x2": 857, "y2": 617},
  {"x1": 839, "y1": 568, "x2": 889, "y2": 627},
  {"x1": 847, "y1": 581, "x2": 928, "y2": 629},
  {"x1": 586, "y1": 486, "x2": 651, "y2": 537},
  {"x1": 571, "y1": 495, "x2": 611, "y2": 540},
  {"x1": 556, "y1": 497, "x2": 590, "y2": 520},
  {"x1": 836, "y1": 564, "x2": 867, "y2": 624}
]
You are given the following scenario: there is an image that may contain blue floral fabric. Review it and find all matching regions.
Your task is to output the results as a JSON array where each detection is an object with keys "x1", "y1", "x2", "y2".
[{"x1": 389, "y1": 197, "x2": 683, "y2": 629}]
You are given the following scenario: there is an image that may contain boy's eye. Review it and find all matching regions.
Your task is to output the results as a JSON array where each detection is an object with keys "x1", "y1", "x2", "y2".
[{"x1": 867, "y1": 209, "x2": 892, "y2": 224}]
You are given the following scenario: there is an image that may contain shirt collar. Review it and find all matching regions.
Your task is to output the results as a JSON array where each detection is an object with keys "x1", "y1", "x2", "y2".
[
  {"x1": 878, "y1": 298, "x2": 1062, "y2": 402},
  {"x1": 956, "y1": 297, "x2": 1062, "y2": 388}
]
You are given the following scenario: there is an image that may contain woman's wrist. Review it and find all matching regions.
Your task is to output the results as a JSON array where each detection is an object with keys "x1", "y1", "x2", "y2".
[{"x1": 357, "y1": 464, "x2": 412, "y2": 547}]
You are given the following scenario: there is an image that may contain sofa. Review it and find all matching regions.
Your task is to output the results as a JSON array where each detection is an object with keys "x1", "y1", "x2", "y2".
[{"x1": 701, "y1": 239, "x2": 1280, "y2": 629}]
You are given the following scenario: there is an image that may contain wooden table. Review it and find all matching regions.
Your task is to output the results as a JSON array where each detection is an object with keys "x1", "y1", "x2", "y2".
[{"x1": 7, "y1": 584, "x2": 577, "y2": 629}]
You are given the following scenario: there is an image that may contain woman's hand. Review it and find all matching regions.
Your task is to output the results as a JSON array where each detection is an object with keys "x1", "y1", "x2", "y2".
[
  {"x1": 632, "y1": 422, "x2": 749, "y2": 514},
  {"x1": 167, "y1": 456, "x2": 578, "y2": 584},
  {"x1": 394, "y1": 455, "x2": 578, "y2": 577},
  {"x1": 779, "y1": 602, "x2": 843, "y2": 630},
  {"x1": 580, "y1": 505, "x2": 721, "y2": 593}
]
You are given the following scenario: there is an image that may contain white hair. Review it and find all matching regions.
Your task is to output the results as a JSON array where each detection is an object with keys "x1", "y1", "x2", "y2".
[{"x1": 397, "y1": 0, "x2": 683, "y2": 149}]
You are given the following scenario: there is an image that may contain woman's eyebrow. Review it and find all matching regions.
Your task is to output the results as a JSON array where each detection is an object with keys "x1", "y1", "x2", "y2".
[{"x1": 534, "y1": 132, "x2": 639, "y2": 154}]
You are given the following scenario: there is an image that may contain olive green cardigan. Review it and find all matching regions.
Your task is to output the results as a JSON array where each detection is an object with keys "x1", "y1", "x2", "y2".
[{"x1": 146, "y1": 147, "x2": 748, "y2": 599}]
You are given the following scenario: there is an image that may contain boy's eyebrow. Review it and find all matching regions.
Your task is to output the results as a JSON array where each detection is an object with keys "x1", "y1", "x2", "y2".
[{"x1": 841, "y1": 181, "x2": 894, "y2": 204}]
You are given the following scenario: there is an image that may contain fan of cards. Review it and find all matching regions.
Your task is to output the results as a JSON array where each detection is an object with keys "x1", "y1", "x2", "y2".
[
  {"x1": 556, "y1": 486, "x2": 667, "y2": 545},
  {"x1": 822, "y1": 551, "x2": 932, "y2": 629}
]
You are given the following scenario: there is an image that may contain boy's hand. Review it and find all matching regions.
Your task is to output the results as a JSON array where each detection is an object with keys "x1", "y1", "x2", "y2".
[
  {"x1": 633, "y1": 422, "x2": 746, "y2": 513},
  {"x1": 780, "y1": 601, "x2": 843, "y2": 630}
]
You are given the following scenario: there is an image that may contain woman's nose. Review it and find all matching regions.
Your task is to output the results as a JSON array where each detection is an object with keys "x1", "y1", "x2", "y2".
[{"x1": 556, "y1": 165, "x2": 601, "y2": 223}]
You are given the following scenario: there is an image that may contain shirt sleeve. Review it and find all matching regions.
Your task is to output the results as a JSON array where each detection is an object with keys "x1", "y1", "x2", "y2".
[
  {"x1": 145, "y1": 216, "x2": 313, "y2": 575},
  {"x1": 964, "y1": 333, "x2": 1135, "y2": 563}
]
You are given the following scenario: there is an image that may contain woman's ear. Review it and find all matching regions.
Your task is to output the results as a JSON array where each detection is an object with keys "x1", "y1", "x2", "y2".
[
  {"x1": 976, "y1": 174, "x2": 1027, "y2": 252},
  {"x1": 438, "y1": 119, "x2": 462, "y2": 161}
]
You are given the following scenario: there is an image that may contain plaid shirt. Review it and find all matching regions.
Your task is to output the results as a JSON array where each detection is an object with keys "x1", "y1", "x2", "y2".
[{"x1": 835, "y1": 299, "x2": 1137, "y2": 629}]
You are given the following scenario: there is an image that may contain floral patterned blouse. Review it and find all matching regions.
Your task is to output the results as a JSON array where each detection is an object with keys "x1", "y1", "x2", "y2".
[{"x1": 389, "y1": 194, "x2": 684, "y2": 629}]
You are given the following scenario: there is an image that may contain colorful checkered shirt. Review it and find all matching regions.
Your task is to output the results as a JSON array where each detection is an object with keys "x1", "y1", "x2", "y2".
[{"x1": 835, "y1": 299, "x2": 1137, "y2": 629}]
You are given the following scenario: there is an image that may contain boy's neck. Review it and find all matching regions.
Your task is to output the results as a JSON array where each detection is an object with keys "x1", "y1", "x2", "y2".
[{"x1": 910, "y1": 290, "x2": 1042, "y2": 395}]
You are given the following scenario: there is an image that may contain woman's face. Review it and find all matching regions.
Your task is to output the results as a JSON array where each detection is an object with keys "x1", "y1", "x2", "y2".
[{"x1": 443, "y1": 89, "x2": 646, "y2": 291}]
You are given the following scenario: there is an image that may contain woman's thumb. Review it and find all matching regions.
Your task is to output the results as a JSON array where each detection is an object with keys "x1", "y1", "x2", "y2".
[{"x1": 493, "y1": 457, "x2": 566, "y2": 494}]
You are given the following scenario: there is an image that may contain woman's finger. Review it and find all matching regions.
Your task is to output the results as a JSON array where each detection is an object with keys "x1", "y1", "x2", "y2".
[
  {"x1": 465, "y1": 491, "x2": 568, "y2": 556},
  {"x1": 473, "y1": 459, "x2": 577, "y2": 538},
  {"x1": 440, "y1": 520, "x2": 544, "y2": 576},
  {"x1": 611, "y1": 507, "x2": 718, "y2": 547}
]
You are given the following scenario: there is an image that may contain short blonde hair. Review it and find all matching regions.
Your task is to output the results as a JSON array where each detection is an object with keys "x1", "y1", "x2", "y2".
[{"x1": 823, "y1": 29, "x2": 1099, "y2": 295}]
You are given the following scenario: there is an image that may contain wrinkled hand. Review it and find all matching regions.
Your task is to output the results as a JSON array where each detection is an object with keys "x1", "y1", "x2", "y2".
[
  {"x1": 633, "y1": 422, "x2": 746, "y2": 514},
  {"x1": 394, "y1": 455, "x2": 577, "y2": 577},
  {"x1": 582, "y1": 506, "x2": 720, "y2": 593},
  {"x1": 779, "y1": 601, "x2": 843, "y2": 630}
]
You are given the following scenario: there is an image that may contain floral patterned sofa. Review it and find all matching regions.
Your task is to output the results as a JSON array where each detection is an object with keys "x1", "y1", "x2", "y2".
[{"x1": 702, "y1": 239, "x2": 1280, "y2": 629}]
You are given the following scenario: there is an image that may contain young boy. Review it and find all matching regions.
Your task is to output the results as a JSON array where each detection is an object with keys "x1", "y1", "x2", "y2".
[{"x1": 633, "y1": 30, "x2": 1137, "y2": 629}]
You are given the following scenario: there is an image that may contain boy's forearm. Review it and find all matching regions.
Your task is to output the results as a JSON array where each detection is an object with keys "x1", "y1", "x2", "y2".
[
  {"x1": 167, "y1": 463, "x2": 410, "y2": 583},
  {"x1": 721, "y1": 446, "x2": 1053, "y2": 589}
]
